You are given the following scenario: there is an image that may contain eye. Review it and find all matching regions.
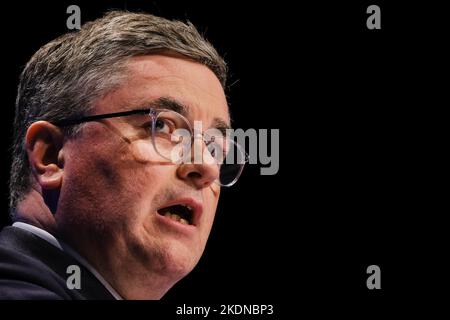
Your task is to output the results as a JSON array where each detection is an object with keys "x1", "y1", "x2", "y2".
[{"x1": 154, "y1": 118, "x2": 176, "y2": 135}]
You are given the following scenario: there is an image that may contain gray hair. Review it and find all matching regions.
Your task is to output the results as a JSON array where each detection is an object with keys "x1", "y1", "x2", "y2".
[{"x1": 10, "y1": 10, "x2": 227, "y2": 215}]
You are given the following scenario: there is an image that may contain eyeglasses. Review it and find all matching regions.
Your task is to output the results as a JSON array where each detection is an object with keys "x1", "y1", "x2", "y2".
[{"x1": 51, "y1": 108, "x2": 247, "y2": 187}]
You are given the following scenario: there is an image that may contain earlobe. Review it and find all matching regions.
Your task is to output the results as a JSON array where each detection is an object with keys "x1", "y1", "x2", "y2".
[{"x1": 25, "y1": 121, "x2": 65, "y2": 190}]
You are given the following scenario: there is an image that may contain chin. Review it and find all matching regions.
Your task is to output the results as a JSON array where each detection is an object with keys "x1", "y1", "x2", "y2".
[
  {"x1": 128, "y1": 223, "x2": 205, "y2": 280},
  {"x1": 161, "y1": 241, "x2": 202, "y2": 279}
]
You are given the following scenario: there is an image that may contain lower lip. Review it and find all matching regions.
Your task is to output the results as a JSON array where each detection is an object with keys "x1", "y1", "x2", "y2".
[{"x1": 155, "y1": 212, "x2": 197, "y2": 234}]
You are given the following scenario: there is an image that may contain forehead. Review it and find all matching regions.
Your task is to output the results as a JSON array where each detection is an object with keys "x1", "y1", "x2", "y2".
[{"x1": 96, "y1": 54, "x2": 229, "y2": 125}]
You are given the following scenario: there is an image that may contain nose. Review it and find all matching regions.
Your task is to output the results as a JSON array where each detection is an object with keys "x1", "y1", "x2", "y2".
[{"x1": 176, "y1": 136, "x2": 220, "y2": 189}]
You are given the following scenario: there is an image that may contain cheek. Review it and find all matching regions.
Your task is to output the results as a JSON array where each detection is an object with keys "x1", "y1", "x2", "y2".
[
  {"x1": 116, "y1": 162, "x2": 170, "y2": 225},
  {"x1": 199, "y1": 192, "x2": 220, "y2": 242},
  {"x1": 65, "y1": 138, "x2": 166, "y2": 220},
  {"x1": 86, "y1": 138, "x2": 160, "y2": 195},
  {"x1": 130, "y1": 140, "x2": 160, "y2": 163},
  {"x1": 125, "y1": 142, "x2": 171, "y2": 214}
]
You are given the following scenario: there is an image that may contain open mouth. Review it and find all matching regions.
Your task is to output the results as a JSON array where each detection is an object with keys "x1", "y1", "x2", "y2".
[{"x1": 157, "y1": 204, "x2": 194, "y2": 225}]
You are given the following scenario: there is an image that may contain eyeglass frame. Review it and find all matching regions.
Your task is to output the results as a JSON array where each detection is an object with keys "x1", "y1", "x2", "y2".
[{"x1": 50, "y1": 108, "x2": 247, "y2": 187}]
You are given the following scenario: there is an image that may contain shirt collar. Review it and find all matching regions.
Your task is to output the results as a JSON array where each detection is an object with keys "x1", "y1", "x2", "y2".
[{"x1": 12, "y1": 222, "x2": 123, "y2": 300}]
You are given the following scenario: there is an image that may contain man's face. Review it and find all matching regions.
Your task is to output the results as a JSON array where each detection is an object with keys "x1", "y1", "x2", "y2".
[{"x1": 56, "y1": 55, "x2": 229, "y2": 285}]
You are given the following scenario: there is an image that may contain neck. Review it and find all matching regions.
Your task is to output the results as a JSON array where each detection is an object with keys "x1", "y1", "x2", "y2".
[{"x1": 14, "y1": 189, "x2": 58, "y2": 235}]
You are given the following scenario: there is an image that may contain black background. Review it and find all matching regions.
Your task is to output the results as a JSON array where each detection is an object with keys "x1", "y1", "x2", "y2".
[{"x1": 0, "y1": 0, "x2": 445, "y2": 317}]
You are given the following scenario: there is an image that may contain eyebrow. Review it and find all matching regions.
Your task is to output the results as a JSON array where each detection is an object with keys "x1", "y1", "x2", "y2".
[
  {"x1": 211, "y1": 118, "x2": 231, "y2": 135},
  {"x1": 147, "y1": 96, "x2": 189, "y2": 117},
  {"x1": 51, "y1": 95, "x2": 232, "y2": 132},
  {"x1": 136, "y1": 96, "x2": 231, "y2": 132}
]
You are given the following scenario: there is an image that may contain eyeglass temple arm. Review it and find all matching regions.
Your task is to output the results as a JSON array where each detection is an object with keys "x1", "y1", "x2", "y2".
[{"x1": 51, "y1": 109, "x2": 151, "y2": 127}]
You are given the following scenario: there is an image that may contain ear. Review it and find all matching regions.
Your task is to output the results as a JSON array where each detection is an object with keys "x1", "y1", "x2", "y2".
[{"x1": 25, "y1": 121, "x2": 65, "y2": 190}]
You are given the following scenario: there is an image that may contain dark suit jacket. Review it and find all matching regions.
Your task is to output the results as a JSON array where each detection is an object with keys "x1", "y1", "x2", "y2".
[{"x1": 0, "y1": 226, "x2": 115, "y2": 299}]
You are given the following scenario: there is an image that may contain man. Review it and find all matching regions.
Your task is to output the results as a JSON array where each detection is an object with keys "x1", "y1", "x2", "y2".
[{"x1": 0, "y1": 11, "x2": 245, "y2": 299}]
